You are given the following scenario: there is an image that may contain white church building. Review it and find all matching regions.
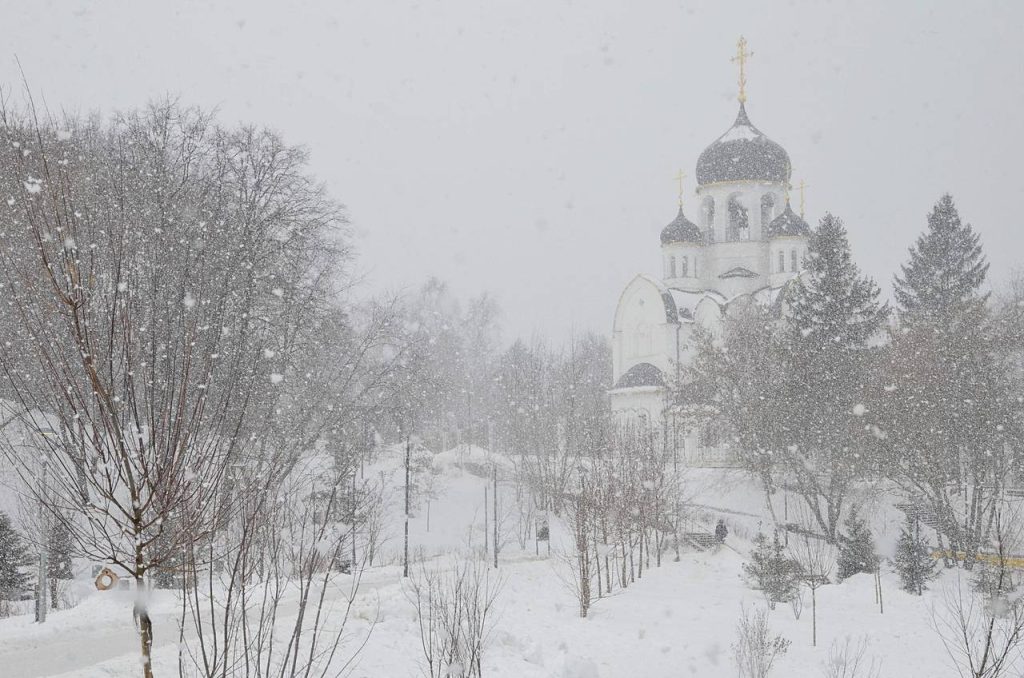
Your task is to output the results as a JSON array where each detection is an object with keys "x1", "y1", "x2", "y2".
[{"x1": 609, "y1": 52, "x2": 812, "y2": 465}]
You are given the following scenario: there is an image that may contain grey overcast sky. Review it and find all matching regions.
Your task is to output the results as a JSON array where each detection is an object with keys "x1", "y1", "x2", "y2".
[{"x1": 3, "y1": 0, "x2": 1022, "y2": 340}]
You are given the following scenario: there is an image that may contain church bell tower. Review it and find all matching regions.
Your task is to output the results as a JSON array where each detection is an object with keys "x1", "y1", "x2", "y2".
[{"x1": 610, "y1": 37, "x2": 813, "y2": 465}]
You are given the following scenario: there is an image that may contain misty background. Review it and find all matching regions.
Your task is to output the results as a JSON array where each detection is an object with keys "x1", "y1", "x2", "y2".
[{"x1": 3, "y1": 0, "x2": 1021, "y2": 339}]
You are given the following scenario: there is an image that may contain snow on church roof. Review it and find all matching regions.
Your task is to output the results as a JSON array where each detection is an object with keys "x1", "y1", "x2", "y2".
[
  {"x1": 613, "y1": 362, "x2": 666, "y2": 389},
  {"x1": 667, "y1": 288, "x2": 728, "y2": 322},
  {"x1": 749, "y1": 284, "x2": 788, "y2": 311},
  {"x1": 667, "y1": 284, "x2": 790, "y2": 321},
  {"x1": 628, "y1": 274, "x2": 689, "y2": 324}
]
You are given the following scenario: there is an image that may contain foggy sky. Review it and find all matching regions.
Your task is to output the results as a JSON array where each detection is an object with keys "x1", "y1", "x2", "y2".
[{"x1": 4, "y1": 0, "x2": 1022, "y2": 341}]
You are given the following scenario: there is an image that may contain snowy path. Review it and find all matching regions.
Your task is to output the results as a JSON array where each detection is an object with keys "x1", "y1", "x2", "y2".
[
  {"x1": 0, "y1": 607, "x2": 180, "y2": 678},
  {"x1": 0, "y1": 548, "x2": 966, "y2": 677},
  {"x1": 0, "y1": 573, "x2": 391, "y2": 678}
]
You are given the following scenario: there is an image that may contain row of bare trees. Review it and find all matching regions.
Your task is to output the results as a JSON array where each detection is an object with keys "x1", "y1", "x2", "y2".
[{"x1": 560, "y1": 422, "x2": 686, "y2": 617}]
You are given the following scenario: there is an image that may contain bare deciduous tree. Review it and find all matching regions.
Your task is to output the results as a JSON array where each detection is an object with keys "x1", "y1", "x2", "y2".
[
  {"x1": 407, "y1": 557, "x2": 503, "y2": 678},
  {"x1": 823, "y1": 636, "x2": 882, "y2": 678},
  {"x1": 733, "y1": 605, "x2": 790, "y2": 678},
  {"x1": 790, "y1": 527, "x2": 836, "y2": 647},
  {"x1": 0, "y1": 98, "x2": 397, "y2": 677},
  {"x1": 178, "y1": 457, "x2": 373, "y2": 678},
  {"x1": 933, "y1": 510, "x2": 1024, "y2": 678}
]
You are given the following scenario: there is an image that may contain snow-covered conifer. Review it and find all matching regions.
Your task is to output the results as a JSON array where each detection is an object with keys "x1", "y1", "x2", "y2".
[
  {"x1": 894, "y1": 517, "x2": 937, "y2": 595},
  {"x1": 775, "y1": 213, "x2": 889, "y2": 542},
  {"x1": 881, "y1": 195, "x2": 1017, "y2": 565},
  {"x1": 743, "y1": 531, "x2": 801, "y2": 609},
  {"x1": 837, "y1": 507, "x2": 877, "y2": 581},
  {"x1": 0, "y1": 512, "x2": 30, "y2": 600}
]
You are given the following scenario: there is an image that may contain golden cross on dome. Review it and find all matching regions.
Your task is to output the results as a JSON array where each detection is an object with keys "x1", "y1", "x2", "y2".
[
  {"x1": 797, "y1": 179, "x2": 811, "y2": 218},
  {"x1": 673, "y1": 169, "x2": 687, "y2": 207},
  {"x1": 731, "y1": 36, "x2": 753, "y2": 104}
]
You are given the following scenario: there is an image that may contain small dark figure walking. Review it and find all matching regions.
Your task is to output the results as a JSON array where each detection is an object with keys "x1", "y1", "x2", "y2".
[{"x1": 715, "y1": 519, "x2": 728, "y2": 544}]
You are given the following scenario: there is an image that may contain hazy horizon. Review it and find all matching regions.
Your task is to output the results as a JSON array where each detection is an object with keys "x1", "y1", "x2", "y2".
[{"x1": 4, "y1": 0, "x2": 1022, "y2": 341}]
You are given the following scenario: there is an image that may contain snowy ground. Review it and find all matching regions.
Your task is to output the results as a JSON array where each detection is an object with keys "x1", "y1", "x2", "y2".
[{"x1": 0, "y1": 448, "x2": 966, "y2": 677}]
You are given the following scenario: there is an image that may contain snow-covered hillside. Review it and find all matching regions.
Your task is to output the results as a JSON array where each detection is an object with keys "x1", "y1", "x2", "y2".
[{"x1": 0, "y1": 445, "x2": 977, "y2": 677}]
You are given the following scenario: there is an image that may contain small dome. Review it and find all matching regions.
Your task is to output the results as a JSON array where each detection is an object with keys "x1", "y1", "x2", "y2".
[
  {"x1": 614, "y1": 362, "x2": 666, "y2": 389},
  {"x1": 660, "y1": 207, "x2": 702, "y2": 245},
  {"x1": 696, "y1": 103, "x2": 791, "y2": 186},
  {"x1": 767, "y1": 201, "x2": 811, "y2": 238}
]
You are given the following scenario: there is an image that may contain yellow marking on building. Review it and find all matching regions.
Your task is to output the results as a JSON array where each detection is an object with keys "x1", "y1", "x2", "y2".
[{"x1": 932, "y1": 550, "x2": 1024, "y2": 569}]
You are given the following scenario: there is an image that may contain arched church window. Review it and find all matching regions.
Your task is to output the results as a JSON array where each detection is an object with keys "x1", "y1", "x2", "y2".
[
  {"x1": 791, "y1": 248, "x2": 798, "y2": 271},
  {"x1": 761, "y1": 193, "x2": 775, "y2": 226},
  {"x1": 727, "y1": 195, "x2": 749, "y2": 241},
  {"x1": 778, "y1": 250, "x2": 785, "y2": 273},
  {"x1": 668, "y1": 257, "x2": 676, "y2": 278},
  {"x1": 680, "y1": 256, "x2": 689, "y2": 278},
  {"x1": 702, "y1": 197, "x2": 715, "y2": 229}
]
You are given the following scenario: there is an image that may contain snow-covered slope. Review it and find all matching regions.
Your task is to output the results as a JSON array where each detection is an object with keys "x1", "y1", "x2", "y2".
[{"x1": 0, "y1": 445, "x2": 973, "y2": 677}]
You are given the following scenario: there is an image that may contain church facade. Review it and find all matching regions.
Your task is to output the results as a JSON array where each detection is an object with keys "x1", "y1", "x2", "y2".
[{"x1": 609, "y1": 72, "x2": 812, "y2": 465}]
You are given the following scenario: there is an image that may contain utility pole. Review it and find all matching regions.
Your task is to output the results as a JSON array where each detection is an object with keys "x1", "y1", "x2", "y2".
[
  {"x1": 35, "y1": 548, "x2": 48, "y2": 623},
  {"x1": 484, "y1": 484, "x2": 489, "y2": 558},
  {"x1": 35, "y1": 458, "x2": 49, "y2": 623},
  {"x1": 403, "y1": 434, "x2": 410, "y2": 578}
]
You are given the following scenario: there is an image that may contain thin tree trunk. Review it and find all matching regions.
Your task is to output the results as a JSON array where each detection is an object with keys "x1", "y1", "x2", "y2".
[
  {"x1": 637, "y1": 530, "x2": 644, "y2": 580},
  {"x1": 916, "y1": 520, "x2": 924, "y2": 596},
  {"x1": 877, "y1": 570, "x2": 884, "y2": 614},
  {"x1": 493, "y1": 466, "x2": 499, "y2": 569},
  {"x1": 135, "y1": 572, "x2": 154, "y2": 678},
  {"x1": 352, "y1": 469, "x2": 358, "y2": 567},
  {"x1": 629, "y1": 536, "x2": 635, "y2": 583},
  {"x1": 620, "y1": 540, "x2": 628, "y2": 589},
  {"x1": 812, "y1": 586, "x2": 817, "y2": 647}
]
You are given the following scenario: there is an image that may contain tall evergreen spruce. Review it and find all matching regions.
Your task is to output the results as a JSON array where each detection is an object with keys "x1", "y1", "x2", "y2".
[
  {"x1": 837, "y1": 506, "x2": 877, "y2": 581},
  {"x1": 778, "y1": 213, "x2": 889, "y2": 542},
  {"x1": 894, "y1": 517, "x2": 938, "y2": 595},
  {"x1": 882, "y1": 194, "x2": 1016, "y2": 565},
  {"x1": 894, "y1": 194, "x2": 989, "y2": 324},
  {"x1": 0, "y1": 512, "x2": 31, "y2": 599}
]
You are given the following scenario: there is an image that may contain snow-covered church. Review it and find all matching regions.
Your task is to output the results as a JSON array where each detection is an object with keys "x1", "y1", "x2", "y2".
[{"x1": 609, "y1": 41, "x2": 811, "y2": 465}]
